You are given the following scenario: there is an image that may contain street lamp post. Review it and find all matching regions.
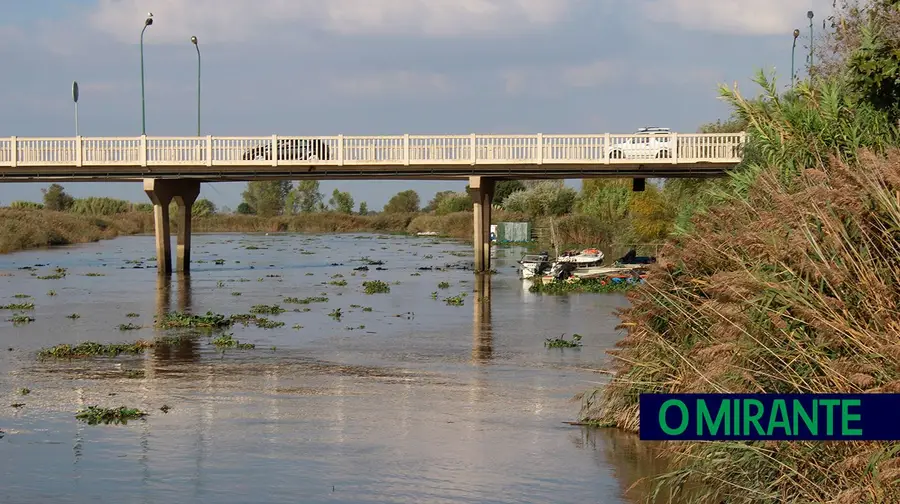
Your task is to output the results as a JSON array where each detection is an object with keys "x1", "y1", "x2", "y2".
[
  {"x1": 140, "y1": 13, "x2": 153, "y2": 135},
  {"x1": 191, "y1": 36, "x2": 201, "y2": 136},
  {"x1": 807, "y1": 11, "x2": 815, "y2": 72},
  {"x1": 792, "y1": 29, "x2": 800, "y2": 89}
]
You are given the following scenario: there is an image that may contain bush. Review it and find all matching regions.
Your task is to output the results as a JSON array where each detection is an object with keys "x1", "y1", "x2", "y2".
[
  {"x1": 383, "y1": 190, "x2": 420, "y2": 213},
  {"x1": 192, "y1": 198, "x2": 216, "y2": 217},
  {"x1": 42, "y1": 184, "x2": 75, "y2": 211},
  {"x1": 10, "y1": 201, "x2": 43, "y2": 210},
  {"x1": 70, "y1": 197, "x2": 131, "y2": 216},
  {"x1": 502, "y1": 181, "x2": 576, "y2": 217},
  {"x1": 435, "y1": 192, "x2": 471, "y2": 215}
]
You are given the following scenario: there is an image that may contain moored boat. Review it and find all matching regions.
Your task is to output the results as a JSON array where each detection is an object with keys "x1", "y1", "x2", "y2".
[{"x1": 517, "y1": 252, "x2": 551, "y2": 279}]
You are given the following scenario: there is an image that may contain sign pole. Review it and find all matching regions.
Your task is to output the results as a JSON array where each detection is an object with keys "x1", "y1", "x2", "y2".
[{"x1": 72, "y1": 81, "x2": 80, "y2": 137}]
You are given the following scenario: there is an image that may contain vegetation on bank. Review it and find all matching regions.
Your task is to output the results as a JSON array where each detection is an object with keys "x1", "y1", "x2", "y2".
[{"x1": 582, "y1": 2, "x2": 900, "y2": 502}]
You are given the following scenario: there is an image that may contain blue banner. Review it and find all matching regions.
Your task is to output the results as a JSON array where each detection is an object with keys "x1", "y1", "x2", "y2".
[{"x1": 639, "y1": 394, "x2": 900, "y2": 441}]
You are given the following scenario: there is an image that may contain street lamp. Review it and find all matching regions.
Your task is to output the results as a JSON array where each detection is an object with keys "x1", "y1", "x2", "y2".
[
  {"x1": 791, "y1": 29, "x2": 800, "y2": 88},
  {"x1": 191, "y1": 36, "x2": 201, "y2": 136},
  {"x1": 140, "y1": 13, "x2": 153, "y2": 135},
  {"x1": 807, "y1": 10, "x2": 815, "y2": 71}
]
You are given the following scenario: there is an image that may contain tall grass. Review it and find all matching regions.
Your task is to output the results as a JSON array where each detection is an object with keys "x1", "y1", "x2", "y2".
[{"x1": 581, "y1": 72, "x2": 900, "y2": 503}]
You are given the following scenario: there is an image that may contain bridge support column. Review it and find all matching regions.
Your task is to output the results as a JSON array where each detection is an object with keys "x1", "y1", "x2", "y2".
[
  {"x1": 469, "y1": 176, "x2": 495, "y2": 273},
  {"x1": 144, "y1": 179, "x2": 201, "y2": 275}
]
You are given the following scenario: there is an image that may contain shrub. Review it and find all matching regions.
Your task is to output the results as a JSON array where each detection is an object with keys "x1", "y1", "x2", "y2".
[
  {"x1": 502, "y1": 181, "x2": 575, "y2": 217},
  {"x1": 10, "y1": 201, "x2": 43, "y2": 210}
]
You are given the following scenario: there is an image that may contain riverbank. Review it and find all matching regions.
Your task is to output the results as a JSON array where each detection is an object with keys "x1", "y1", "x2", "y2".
[
  {"x1": 0, "y1": 207, "x2": 634, "y2": 255},
  {"x1": 0, "y1": 208, "x2": 538, "y2": 254}
]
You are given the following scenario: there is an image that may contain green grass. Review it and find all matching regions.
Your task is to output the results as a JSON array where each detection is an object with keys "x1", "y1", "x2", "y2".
[{"x1": 283, "y1": 296, "x2": 328, "y2": 304}]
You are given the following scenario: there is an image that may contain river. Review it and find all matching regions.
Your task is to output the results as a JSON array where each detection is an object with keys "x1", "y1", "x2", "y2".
[{"x1": 0, "y1": 233, "x2": 663, "y2": 504}]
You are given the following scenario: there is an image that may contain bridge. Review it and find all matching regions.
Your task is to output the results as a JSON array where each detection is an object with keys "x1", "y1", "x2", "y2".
[{"x1": 0, "y1": 132, "x2": 744, "y2": 274}]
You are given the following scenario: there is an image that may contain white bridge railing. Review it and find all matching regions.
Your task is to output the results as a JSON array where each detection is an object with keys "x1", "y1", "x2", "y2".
[{"x1": 0, "y1": 133, "x2": 744, "y2": 168}]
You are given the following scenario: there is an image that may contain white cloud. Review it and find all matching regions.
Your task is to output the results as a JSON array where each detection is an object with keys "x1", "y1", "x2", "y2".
[
  {"x1": 639, "y1": 0, "x2": 833, "y2": 36},
  {"x1": 329, "y1": 71, "x2": 453, "y2": 96},
  {"x1": 88, "y1": 0, "x2": 574, "y2": 44}
]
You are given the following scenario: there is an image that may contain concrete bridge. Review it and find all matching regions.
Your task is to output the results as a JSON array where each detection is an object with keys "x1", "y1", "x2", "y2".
[{"x1": 0, "y1": 131, "x2": 744, "y2": 274}]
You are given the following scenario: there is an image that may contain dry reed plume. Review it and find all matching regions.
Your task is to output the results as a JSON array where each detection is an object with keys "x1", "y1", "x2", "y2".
[{"x1": 582, "y1": 150, "x2": 900, "y2": 503}]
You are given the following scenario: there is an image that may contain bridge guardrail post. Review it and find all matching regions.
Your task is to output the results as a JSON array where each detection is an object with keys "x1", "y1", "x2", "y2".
[
  {"x1": 140, "y1": 135, "x2": 147, "y2": 167},
  {"x1": 470, "y1": 133, "x2": 477, "y2": 165},
  {"x1": 337, "y1": 135, "x2": 344, "y2": 165},
  {"x1": 536, "y1": 133, "x2": 543, "y2": 165},
  {"x1": 76, "y1": 136, "x2": 83, "y2": 167},
  {"x1": 272, "y1": 134, "x2": 278, "y2": 167},
  {"x1": 10, "y1": 136, "x2": 16, "y2": 168},
  {"x1": 403, "y1": 134, "x2": 410, "y2": 166},
  {"x1": 206, "y1": 135, "x2": 213, "y2": 166},
  {"x1": 671, "y1": 132, "x2": 678, "y2": 164},
  {"x1": 604, "y1": 133, "x2": 610, "y2": 163}
]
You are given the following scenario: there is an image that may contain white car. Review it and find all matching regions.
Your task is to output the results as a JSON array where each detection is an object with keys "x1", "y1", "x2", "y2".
[{"x1": 607, "y1": 127, "x2": 673, "y2": 160}]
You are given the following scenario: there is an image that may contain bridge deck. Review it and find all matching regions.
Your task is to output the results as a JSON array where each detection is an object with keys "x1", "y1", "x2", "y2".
[{"x1": 0, "y1": 132, "x2": 744, "y2": 181}]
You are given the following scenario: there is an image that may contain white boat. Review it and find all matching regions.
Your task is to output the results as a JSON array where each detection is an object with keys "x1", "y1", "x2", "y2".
[
  {"x1": 546, "y1": 248, "x2": 607, "y2": 280},
  {"x1": 517, "y1": 252, "x2": 552, "y2": 279}
]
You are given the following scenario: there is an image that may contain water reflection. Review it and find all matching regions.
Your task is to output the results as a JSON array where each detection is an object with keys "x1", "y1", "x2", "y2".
[
  {"x1": 472, "y1": 273, "x2": 492, "y2": 363},
  {"x1": 152, "y1": 274, "x2": 200, "y2": 364}
]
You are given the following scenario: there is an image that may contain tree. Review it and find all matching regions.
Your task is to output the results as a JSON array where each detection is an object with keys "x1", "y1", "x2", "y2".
[
  {"x1": 41, "y1": 183, "x2": 74, "y2": 211},
  {"x1": 628, "y1": 186, "x2": 676, "y2": 242},
  {"x1": 502, "y1": 181, "x2": 576, "y2": 217},
  {"x1": 329, "y1": 188, "x2": 355, "y2": 214},
  {"x1": 383, "y1": 189, "x2": 420, "y2": 213},
  {"x1": 462, "y1": 180, "x2": 526, "y2": 206},
  {"x1": 241, "y1": 181, "x2": 292, "y2": 217},
  {"x1": 236, "y1": 202, "x2": 254, "y2": 214},
  {"x1": 192, "y1": 198, "x2": 217, "y2": 217},
  {"x1": 358, "y1": 201, "x2": 368, "y2": 215},
  {"x1": 424, "y1": 190, "x2": 456, "y2": 212},
  {"x1": 291, "y1": 180, "x2": 324, "y2": 213},
  {"x1": 494, "y1": 180, "x2": 526, "y2": 205},
  {"x1": 435, "y1": 192, "x2": 471, "y2": 215},
  {"x1": 576, "y1": 179, "x2": 631, "y2": 221}
]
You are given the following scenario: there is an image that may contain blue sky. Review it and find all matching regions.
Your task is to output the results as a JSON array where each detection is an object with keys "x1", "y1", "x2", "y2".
[{"x1": 0, "y1": 0, "x2": 830, "y2": 211}]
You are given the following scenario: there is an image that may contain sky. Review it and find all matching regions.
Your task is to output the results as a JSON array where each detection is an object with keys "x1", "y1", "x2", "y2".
[{"x1": 0, "y1": 0, "x2": 832, "y2": 211}]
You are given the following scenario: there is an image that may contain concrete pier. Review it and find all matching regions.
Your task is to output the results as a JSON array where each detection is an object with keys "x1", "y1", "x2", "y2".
[
  {"x1": 469, "y1": 176, "x2": 495, "y2": 273},
  {"x1": 143, "y1": 178, "x2": 201, "y2": 275}
]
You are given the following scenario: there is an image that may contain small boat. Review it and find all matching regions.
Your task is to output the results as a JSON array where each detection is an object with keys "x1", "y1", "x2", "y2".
[
  {"x1": 613, "y1": 248, "x2": 656, "y2": 267},
  {"x1": 518, "y1": 252, "x2": 552, "y2": 279},
  {"x1": 545, "y1": 248, "x2": 607, "y2": 280}
]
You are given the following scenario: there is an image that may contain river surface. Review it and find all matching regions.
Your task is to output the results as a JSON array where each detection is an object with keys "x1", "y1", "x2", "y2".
[{"x1": 0, "y1": 233, "x2": 662, "y2": 504}]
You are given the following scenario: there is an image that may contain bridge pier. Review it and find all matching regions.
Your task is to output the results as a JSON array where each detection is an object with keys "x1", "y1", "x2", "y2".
[
  {"x1": 143, "y1": 179, "x2": 201, "y2": 275},
  {"x1": 469, "y1": 176, "x2": 495, "y2": 273}
]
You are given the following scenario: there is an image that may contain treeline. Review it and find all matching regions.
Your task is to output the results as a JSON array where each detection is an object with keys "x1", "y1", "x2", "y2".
[{"x1": 11, "y1": 167, "x2": 735, "y2": 252}]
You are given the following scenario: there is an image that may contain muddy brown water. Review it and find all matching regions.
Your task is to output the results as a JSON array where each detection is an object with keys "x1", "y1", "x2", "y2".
[{"x1": 0, "y1": 233, "x2": 665, "y2": 504}]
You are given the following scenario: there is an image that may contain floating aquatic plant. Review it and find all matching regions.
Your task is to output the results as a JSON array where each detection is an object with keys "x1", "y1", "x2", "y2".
[
  {"x1": 544, "y1": 334, "x2": 582, "y2": 348},
  {"x1": 76, "y1": 406, "x2": 146, "y2": 425},
  {"x1": 362, "y1": 280, "x2": 390, "y2": 294}
]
